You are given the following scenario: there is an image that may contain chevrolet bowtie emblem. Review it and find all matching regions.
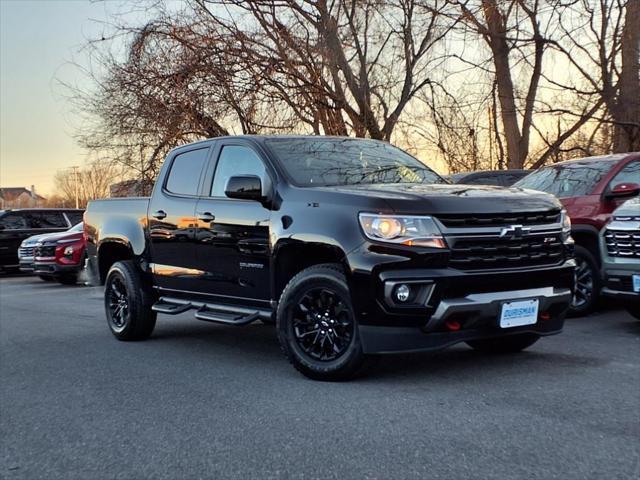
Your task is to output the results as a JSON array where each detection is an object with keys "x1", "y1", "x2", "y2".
[{"x1": 499, "y1": 224, "x2": 531, "y2": 239}]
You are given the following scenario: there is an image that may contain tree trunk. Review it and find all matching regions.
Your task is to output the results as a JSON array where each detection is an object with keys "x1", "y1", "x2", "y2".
[
  {"x1": 614, "y1": 0, "x2": 640, "y2": 152},
  {"x1": 482, "y1": 0, "x2": 525, "y2": 169}
]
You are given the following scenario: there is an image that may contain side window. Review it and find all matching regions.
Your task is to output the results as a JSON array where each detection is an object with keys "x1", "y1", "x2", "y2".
[
  {"x1": 165, "y1": 148, "x2": 209, "y2": 196},
  {"x1": 29, "y1": 211, "x2": 67, "y2": 228},
  {"x1": 211, "y1": 146, "x2": 266, "y2": 197},
  {"x1": 0, "y1": 213, "x2": 28, "y2": 230},
  {"x1": 610, "y1": 161, "x2": 640, "y2": 187}
]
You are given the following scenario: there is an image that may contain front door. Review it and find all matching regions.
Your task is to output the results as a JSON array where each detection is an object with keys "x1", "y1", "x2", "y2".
[
  {"x1": 192, "y1": 142, "x2": 272, "y2": 306},
  {"x1": 148, "y1": 146, "x2": 210, "y2": 291}
]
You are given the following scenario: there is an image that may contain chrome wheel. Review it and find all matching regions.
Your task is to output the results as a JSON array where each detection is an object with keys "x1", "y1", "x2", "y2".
[
  {"x1": 107, "y1": 275, "x2": 129, "y2": 332},
  {"x1": 572, "y1": 257, "x2": 594, "y2": 309},
  {"x1": 292, "y1": 287, "x2": 354, "y2": 362}
]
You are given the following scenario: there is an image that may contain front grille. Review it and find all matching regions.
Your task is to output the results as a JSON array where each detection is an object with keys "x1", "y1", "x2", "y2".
[
  {"x1": 19, "y1": 246, "x2": 35, "y2": 258},
  {"x1": 448, "y1": 232, "x2": 565, "y2": 270},
  {"x1": 605, "y1": 229, "x2": 640, "y2": 257},
  {"x1": 35, "y1": 245, "x2": 56, "y2": 258},
  {"x1": 437, "y1": 210, "x2": 561, "y2": 228}
]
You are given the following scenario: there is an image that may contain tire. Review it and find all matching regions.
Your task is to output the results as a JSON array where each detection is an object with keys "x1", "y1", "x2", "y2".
[
  {"x1": 38, "y1": 275, "x2": 54, "y2": 282},
  {"x1": 466, "y1": 333, "x2": 540, "y2": 353},
  {"x1": 58, "y1": 274, "x2": 78, "y2": 285},
  {"x1": 568, "y1": 245, "x2": 601, "y2": 317},
  {"x1": 276, "y1": 264, "x2": 368, "y2": 381},
  {"x1": 104, "y1": 260, "x2": 156, "y2": 341}
]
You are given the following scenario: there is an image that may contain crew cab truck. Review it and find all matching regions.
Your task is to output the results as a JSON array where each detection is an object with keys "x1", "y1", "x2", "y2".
[{"x1": 85, "y1": 136, "x2": 575, "y2": 380}]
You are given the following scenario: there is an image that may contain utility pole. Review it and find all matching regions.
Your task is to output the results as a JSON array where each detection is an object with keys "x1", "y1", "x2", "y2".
[{"x1": 71, "y1": 166, "x2": 80, "y2": 209}]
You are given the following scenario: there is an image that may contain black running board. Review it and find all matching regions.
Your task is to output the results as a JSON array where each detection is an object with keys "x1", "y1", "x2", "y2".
[
  {"x1": 152, "y1": 296, "x2": 271, "y2": 327},
  {"x1": 195, "y1": 308, "x2": 260, "y2": 326},
  {"x1": 152, "y1": 302, "x2": 193, "y2": 315}
]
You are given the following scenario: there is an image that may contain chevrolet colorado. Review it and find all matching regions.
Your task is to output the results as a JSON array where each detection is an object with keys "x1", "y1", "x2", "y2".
[{"x1": 85, "y1": 136, "x2": 575, "y2": 380}]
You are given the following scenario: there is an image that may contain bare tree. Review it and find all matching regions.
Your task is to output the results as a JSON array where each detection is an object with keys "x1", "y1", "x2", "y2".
[{"x1": 52, "y1": 161, "x2": 120, "y2": 208}]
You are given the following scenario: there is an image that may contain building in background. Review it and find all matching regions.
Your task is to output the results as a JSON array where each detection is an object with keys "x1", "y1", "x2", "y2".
[{"x1": 0, "y1": 186, "x2": 46, "y2": 208}]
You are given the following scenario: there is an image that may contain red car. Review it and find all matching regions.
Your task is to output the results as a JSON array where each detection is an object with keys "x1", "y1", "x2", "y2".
[
  {"x1": 33, "y1": 222, "x2": 86, "y2": 285},
  {"x1": 514, "y1": 152, "x2": 640, "y2": 315}
]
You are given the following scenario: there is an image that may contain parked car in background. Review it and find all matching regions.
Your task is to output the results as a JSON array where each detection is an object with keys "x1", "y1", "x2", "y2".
[
  {"x1": 18, "y1": 232, "x2": 56, "y2": 280},
  {"x1": 0, "y1": 208, "x2": 84, "y2": 271},
  {"x1": 33, "y1": 222, "x2": 86, "y2": 285},
  {"x1": 514, "y1": 152, "x2": 640, "y2": 315},
  {"x1": 600, "y1": 198, "x2": 640, "y2": 319},
  {"x1": 447, "y1": 169, "x2": 530, "y2": 187}
]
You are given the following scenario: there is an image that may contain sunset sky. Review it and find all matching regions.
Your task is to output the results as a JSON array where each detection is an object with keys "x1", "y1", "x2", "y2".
[{"x1": 0, "y1": 0, "x2": 136, "y2": 196}]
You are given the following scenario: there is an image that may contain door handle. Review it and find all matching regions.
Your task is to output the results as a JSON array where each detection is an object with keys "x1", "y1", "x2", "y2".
[
  {"x1": 197, "y1": 212, "x2": 215, "y2": 223},
  {"x1": 152, "y1": 210, "x2": 167, "y2": 220}
]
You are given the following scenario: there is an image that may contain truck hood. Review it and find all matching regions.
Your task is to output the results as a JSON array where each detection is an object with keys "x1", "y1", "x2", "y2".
[
  {"x1": 613, "y1": 196, "x2": 640, "y2": 216},
  {"x1": 38, "y1": 231, "x2": 83, "y2": 245},
  {"x1": 315, "y1": 183, "x2": 562, "y2": 214}
]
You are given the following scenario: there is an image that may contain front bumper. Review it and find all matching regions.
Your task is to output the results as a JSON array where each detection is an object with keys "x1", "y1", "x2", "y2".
[
  {"x1": 33, "y1": 261, "x2": 82, "y2": 277},
  {"x1": 601, "y1": 268, "x2": 639, "y2": 304},
  {"x1": 360, "y1": 315, "x2": 564, "y2": 354},
  {"x1": 19, "y1": 258, "x2": 34, "y2": 273}
]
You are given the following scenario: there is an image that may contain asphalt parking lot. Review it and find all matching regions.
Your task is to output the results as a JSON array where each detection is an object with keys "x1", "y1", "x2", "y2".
[{"x1": 1, "y1": 275, "x2": 638, "y2": 480}]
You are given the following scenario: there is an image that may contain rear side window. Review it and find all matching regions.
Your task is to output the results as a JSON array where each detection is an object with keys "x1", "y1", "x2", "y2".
[
  {"x1": 165, "y1": 148, "x2": 209, "y2": 196},
  {"x1": 0, "y1": 213, "x2": 28, "y2": 229},
  {"x1": 29, "y1": 211, "x2": 67, "y2": 228}
]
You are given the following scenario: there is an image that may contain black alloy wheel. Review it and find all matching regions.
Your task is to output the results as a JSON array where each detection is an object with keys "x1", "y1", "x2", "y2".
[
  {"x1": 107, "y1": 274, "x2": 130, "y2": 333},
  {"x1": 104, "y1": 260, "x2": 156, "y2": 340},
  {"x1": 292, "y1": 287, "x2": 355, "y2": 362}
]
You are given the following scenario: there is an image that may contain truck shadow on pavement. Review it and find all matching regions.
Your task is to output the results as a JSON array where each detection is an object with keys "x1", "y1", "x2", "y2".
[{"x1": 146, "y1": 320, "x2": 608, "y2": 382}]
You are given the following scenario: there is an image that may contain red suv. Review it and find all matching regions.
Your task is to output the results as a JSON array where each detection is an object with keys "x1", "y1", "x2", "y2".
[
  {"x1": 33, "y1": 222, "x2": 87, "y2": 285},
  {"x1": 514, "y1": 153, "x2": 640, "y2": 315}
]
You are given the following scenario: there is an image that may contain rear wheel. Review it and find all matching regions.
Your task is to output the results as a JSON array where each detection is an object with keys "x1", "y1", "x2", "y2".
[
  {"x1": 568, "y1": 245, "x2": 600, "y2": 317},
  {"x1": 277, "y1": 264, "x2": 369, "y2": 381},
  {"x1": 104, "y1": 261, "x2": 156, "y2": 341},
  {"x1": 466, "y1": 333, "x2": 540, "y2": 353}
]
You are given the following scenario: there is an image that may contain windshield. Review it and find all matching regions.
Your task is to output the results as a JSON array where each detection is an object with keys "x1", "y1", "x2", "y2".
[
  {"x1": 266, "y1": 138, "x2": 444, "y2": 187},
  {"x1": 514, "y1": 160, "x2": 613, "y2": 197}
]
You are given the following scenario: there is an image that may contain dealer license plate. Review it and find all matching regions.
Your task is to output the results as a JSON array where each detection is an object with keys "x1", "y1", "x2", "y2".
[
  {"x1": 500, "y1": 299, "x2": 539, "y2": 328},
  {"x1": 633, "y1": 275, "x2": 640, "y2": 293}
]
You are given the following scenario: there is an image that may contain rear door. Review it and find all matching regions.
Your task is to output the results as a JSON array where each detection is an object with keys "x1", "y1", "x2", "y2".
[
  {"x1": 148, "y1": 145, "x2": 211, "y2": 291},
  {"x1": 191, "y1": 141, "x2": 273, "y2": 305}
]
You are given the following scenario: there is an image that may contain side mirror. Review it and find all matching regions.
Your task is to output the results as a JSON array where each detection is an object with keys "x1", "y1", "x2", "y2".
[
  {"x1": 606, "y1": 182, "x2": 640, "y2": 199},
  {"x1": 225, "y1": 175, "x2": 264, "y2": 201}
]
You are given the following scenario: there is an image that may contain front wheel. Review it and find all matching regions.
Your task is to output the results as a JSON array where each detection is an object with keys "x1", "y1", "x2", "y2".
[
  {"x1": 277, "y1": 264, "x2": 369, "y2": 381},
  {"x1": 104, "y1": 261, "x2": 156, "y2": 341},
  {"x1": 466, "y1": 333, "x2": 540, "y2": 353}
]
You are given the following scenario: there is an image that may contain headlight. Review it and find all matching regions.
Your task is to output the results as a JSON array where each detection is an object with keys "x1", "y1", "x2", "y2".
[
  {"x1": 359, "y1": 213, "x2": 446, "y2": 248},
  {"x1": 63, "y1": 246, "x2": 74, "y2": 256},
  {"x1": 561, "y1": 209, "x2": 573, "y2": 243}
]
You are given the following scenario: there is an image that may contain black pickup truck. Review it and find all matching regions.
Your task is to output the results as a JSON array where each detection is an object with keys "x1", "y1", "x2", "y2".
[{"x1": 85, "y1": 136, "x2": 575, "y2": 380}]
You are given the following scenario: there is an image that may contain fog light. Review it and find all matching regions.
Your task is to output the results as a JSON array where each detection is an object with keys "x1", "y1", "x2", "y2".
[
  {"x1": 64, "y1": 246, "x2": 74, "y2": 256},
  {"x1": 395, "y1": 284, "x2": 411, "y2": 302}
]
